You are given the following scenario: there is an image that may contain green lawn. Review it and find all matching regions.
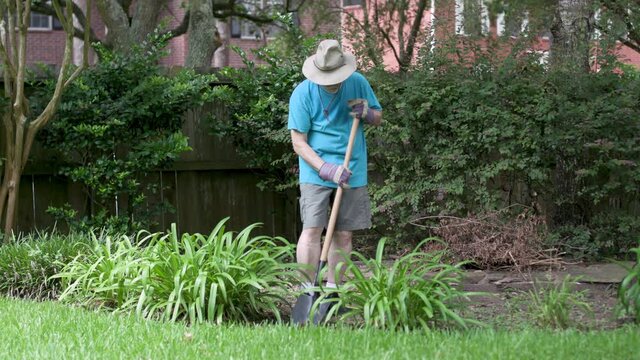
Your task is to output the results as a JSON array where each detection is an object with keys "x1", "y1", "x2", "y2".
[{"x1": 1, "y1": 298, "x2": 638, "y2": 360}]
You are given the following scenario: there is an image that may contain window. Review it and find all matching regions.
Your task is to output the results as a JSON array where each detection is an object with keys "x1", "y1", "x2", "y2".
[
  {"x1": 231, "y1": 0, "x2": 284, "y2": 40},
  {"x1": 455, "y1": 0, "x2": 530, "y2": 37},
  {"x1": 29, "y1": 11, "x2": 51, "y2": 30},
  {"x1": 30, "y1": 1, "x2": 60, "y2": 31},
  {"x1": 455, "y1": 0, "x2": 490, "y2": 36},
  {"x1": 343, "y1": 0, "x2": 362, "y2": 6}
]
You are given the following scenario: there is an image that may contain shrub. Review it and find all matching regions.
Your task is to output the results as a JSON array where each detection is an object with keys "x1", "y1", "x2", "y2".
[
  {"x1": 617, "y1": 244, "x2": 640, "y2": 323},
  {"x1": 316, "y1": 238, "x2": 477, "y2": 331},
  {"x1": 53, "y1": 219, "x2": 296, "y2": 324},
  {"x1": 35, "y1": 30, "x2": 217, "y2": 232},
  {"x1": 210, "y1": 26, "x2": 640, "y2": 259},
  {"x1": 0, "y1": 232, "x2": 88, "y2": 300},
  {"x1": 366, "y1": 45, "x2": 640, "y2": 257}
]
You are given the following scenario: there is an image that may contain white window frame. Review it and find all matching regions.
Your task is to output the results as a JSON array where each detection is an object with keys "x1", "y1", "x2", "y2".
[
  {"x1": 240, "y1": 0, "x2": 283, "y2": 40},
  {"x1": 29, "y1": 10, "x2": 52, "y2": 31},
  {"x1": 455, "y1": 0, "x2": 534, "y2": 37},
  {"x1": 455, "y1": 0, "x2": 490, "y2": 36},
  {"x1": 29, "y1": 0, "x2": 54, "y2": 31}
]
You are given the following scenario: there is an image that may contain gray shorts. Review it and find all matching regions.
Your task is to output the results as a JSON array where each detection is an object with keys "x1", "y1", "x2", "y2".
[{"x1": 299, "y1": 184, "x2": 372, "y2": 231}]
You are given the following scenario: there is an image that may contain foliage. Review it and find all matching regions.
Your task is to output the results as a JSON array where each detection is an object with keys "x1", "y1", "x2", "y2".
[
  {"x1": 316, "y1": 238, "x2": 477, "y2": 331},
  {"x1": 0, "y1": 232, "x2": 89, "y2": 300},
  {"x1": 597, "y1": 0, "x2": 640, "y2": 55},
  {"x1": 525, "y1": 275, "x2": 593, "y2": 329},
  {"x1": 35, "y1": 30, "x2": 217, "y2": 232},
  {"x1": 210, "y1": 15, "x2": 333, "y2": 192},
  {"x1": 365, "y1": 41, "x2": 640, "y2": 257},
  {"x1": 210, "y1": 17, "x2": 640, "y2": 259},
  {"x1": 53, "y1": 219, "x2": 296, "y2": 324},
  {"x1": 616, "y1": 243, "x2": 640, "y2": 323}
]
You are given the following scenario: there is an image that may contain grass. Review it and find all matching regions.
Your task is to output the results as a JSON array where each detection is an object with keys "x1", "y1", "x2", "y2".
[{"x1": 2, "y1": 298, "x2": 639, "y2": 360}]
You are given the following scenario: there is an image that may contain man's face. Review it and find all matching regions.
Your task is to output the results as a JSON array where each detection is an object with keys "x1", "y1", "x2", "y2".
[{"x1": 322, "y1": 82, "x2": 342, "y2": 93}]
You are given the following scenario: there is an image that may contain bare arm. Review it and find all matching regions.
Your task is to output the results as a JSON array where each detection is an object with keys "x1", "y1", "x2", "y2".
[{"x1": 291, "y1": 130, "x2": 325, "y2": 171}]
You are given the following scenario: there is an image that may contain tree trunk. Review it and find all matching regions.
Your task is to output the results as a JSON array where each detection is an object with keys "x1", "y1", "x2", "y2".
[
  {"x1": 550, "y1": 0, "x2": 595, "y2": 71},
  {"x1": 213, "y1": 19, "x2": 229, "y2": 68},
  {"x1": 185, "y1": 0, "x2": 221, "y2": 69},
  {"x1": 1, "y1": 0, "x2": 90, "y2": 237},
  {"x1": 3, "y1": 165, "x2": 21, "y2": 235}
]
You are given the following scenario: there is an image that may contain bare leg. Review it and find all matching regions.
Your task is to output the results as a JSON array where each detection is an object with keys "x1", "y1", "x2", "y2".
[
  {"x1": 327, "y1": 230, "x2": 353, "y2": 285},
  {"x1": 296, "y1": 227, "x2": 323, "y2": 283}
]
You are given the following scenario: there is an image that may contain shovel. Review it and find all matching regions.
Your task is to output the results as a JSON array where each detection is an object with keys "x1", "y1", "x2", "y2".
[{"x1": 292, "y1": 99, "x2": 367, "y2": 326}]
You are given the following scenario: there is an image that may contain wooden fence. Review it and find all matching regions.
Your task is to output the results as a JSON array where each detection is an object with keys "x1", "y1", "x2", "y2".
[{"x1": 9, "y1": 102, "x2": 301, "y2": 241}]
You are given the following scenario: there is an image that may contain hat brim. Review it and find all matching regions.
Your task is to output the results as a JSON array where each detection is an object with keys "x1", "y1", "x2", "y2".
[{"x1": 302, "y1": 52, "x2": 357, "y2": 86}]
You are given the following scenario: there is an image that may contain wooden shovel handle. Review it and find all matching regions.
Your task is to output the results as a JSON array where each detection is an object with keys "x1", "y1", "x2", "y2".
[{"x1": 319, "y1": 112, "x2": 361, "y2": 262}]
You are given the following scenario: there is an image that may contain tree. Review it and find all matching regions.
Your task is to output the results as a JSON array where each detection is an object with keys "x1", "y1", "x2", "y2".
[
  {"x1": 0, "y1": 0, "x2": 92, "y2": 235},
  {"x1": 342, "y1": 0, "x2": 431, "y2": 72},
  {"x1": 550, "y1": 0, "x2": 596, "y2": 70},
  {"x1": 33, "y1": 0, "x2": 284, "y2": 68}
]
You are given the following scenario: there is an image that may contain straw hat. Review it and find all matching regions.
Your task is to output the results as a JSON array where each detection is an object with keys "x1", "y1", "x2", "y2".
[{"x1": 302, "y1": 39, "x2": 357, "y2": 86}]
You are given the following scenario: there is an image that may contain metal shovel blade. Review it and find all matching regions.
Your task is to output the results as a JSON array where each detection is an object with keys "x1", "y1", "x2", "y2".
[{"x1": 292, "y1": 292, "x2": 317, "y2": 325}]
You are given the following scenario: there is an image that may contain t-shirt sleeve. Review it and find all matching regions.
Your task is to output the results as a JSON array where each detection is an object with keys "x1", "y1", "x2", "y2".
[
  {"x1": 287, "y1": 84, "x2": 311, "y2": 133},
  {"x1": 358, "y1": 74, "x2": 382, "y2": 111}
]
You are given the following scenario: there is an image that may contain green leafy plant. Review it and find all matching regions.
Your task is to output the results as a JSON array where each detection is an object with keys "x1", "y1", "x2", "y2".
[
  {"x1": 53, "y1": 218, "x2": 296, "y2": 324},
  {"x1": 366, "y1": 40, "x2": 640, "y2": 255},
  {"x1": 35, "y1": 30, "x2": 217, "y2": 232},
  {"x1": 617, "y1": 244, "x2": 640, "y2": 323},
  {"x1": 526, "y1": 275, "x2": 593, "y2": 329},
  {"x1": 316, "y1": 238, "x2": 478, "y2": 331},
  {"x1": 0, "y1": 232, "x2": 89, "y2": 300}
]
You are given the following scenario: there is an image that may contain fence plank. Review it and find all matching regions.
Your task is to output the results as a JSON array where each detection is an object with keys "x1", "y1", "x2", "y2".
[{"x1": 5, "y1": 101, "x2": 300, "y2": 239}]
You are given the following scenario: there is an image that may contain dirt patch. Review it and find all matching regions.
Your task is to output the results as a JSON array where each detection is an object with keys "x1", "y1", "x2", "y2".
[
  {"x1": 459, "y1": 265, "x2": 634, "y2": 330},
  {"x1": 281, "y1": 262, "x2": 635, "y2": 330}
]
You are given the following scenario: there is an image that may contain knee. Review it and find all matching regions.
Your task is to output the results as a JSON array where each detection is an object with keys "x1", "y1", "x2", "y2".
[
  {"x1": 300, "y1": 227, "x2": 323, "y2": 244},
  {"x1": 334, "y1": 231, "x2": 353, "y2": 247}
]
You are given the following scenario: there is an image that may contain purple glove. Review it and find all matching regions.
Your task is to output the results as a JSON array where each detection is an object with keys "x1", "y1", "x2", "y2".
[
  {"x1": 319, "y1": 162, "x2": 351, "y2": 188},
  {"x1": 350, "y1": 102, "x2": 375, "y2": 124}
]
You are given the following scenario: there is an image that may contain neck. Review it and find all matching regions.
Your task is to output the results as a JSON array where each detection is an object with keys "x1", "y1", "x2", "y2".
[{"x1": 322, "y1": 83, "x2": 341, "y2": 94}]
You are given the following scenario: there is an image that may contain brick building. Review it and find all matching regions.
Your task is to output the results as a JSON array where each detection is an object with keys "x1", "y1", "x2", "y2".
[
  {"x1": 22, "y1": 0, "x2": 640, "y2": 70},
  {"x1": 23, "y1": 0, "x2": 340, "y2": 68}
]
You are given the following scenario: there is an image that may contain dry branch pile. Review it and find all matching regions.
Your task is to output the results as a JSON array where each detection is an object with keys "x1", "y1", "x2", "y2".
[{"x1": 429, "y1": 210, "x2": 560, "y2": 270}]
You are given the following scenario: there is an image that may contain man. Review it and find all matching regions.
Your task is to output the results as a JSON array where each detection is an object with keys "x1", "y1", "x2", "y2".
[{"x1": 288, "y1": 39, "x2": 383, "y2": 295}]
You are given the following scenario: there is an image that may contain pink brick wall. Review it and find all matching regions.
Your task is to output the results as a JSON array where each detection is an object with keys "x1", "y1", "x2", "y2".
[
  {"x1": 26, "y1": 30, "x2": 67, "y2": 65},
  {"x1": 342, "y1": 1, "x2": 434, "y2": 71},
  {"x1": 26, "y1": 1, "x2": 105, "y2": 66},
  {"x1": 159, "y1": 1, "x2": 187, "y2": 67}
]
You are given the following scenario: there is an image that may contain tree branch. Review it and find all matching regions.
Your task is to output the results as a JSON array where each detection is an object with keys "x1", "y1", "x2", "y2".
[
  {"x1": 620, "y1": 36, "x2": 640, "y2": 53},
  {"x1": 404, "y1": 0, "x2": 429, "y2": 69},
  {"x1": 32, "y1": 2, "x2": 101, "y2": 44},
  {"x1": 163, "y1": 9, "x2": 190, "y2": 38},
  {"x1": 212, "y1": 0, "x2": 280, "y2": 24},
  {"x1": 599, "y1": 0, "x2": 640, "y2": 54}
]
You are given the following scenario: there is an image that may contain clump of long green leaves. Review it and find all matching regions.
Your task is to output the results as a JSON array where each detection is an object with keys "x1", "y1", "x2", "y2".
[
  {"x1": 526, "y1": 275, "x2": 593, "y2": 329},
  {"x1": 617, "y1": 244, "x2": 640, "y2": 323},
  {"x1": 0, "y1": 232, "x2": 88, "y2": 300},
  {"x1": 53, "y1": 219, "x2": 296, "y2": 324},
  {"x1": 316, "y1": 238, "x2": 476, "y2": 331}
]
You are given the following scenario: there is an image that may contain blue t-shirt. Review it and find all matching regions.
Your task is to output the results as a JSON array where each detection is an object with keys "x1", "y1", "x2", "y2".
[{"x1": 288, "y1": 72, "x2": 382, "y2": 188}]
